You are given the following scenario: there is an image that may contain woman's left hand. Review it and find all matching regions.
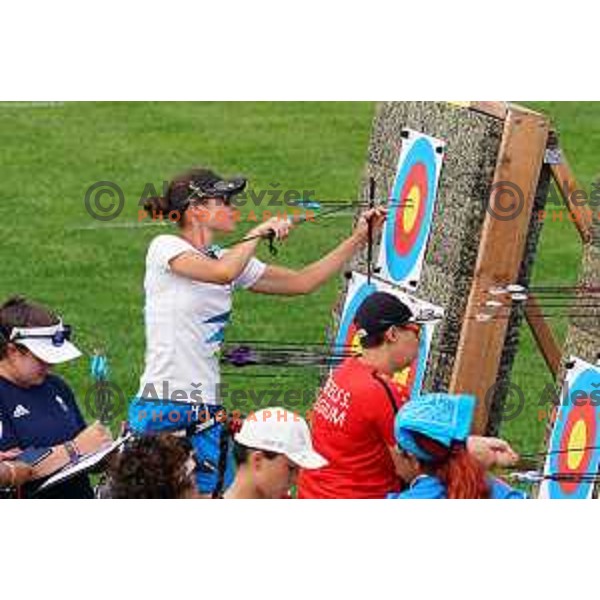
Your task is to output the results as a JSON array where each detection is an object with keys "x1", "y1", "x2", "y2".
[{"x1": 353, "y1": 207, "x2": 387, "y2": 244}]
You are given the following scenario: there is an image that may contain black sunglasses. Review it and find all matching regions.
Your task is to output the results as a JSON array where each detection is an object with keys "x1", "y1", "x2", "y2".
[
  {"x1": 13, "y1": 325, "x2": 72, "y2": 347},
  {"x1": 188, "y1": 178, "x2": 246, "y2": 204}
]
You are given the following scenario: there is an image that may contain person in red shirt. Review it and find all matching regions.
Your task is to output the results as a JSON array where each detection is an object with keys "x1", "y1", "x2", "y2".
[
  {"x1": 298, "y1": 292, "x2": 418, "y2": 499},
  {"x1": 298, "y1": 292, "x2": 519, "y2": 499}
]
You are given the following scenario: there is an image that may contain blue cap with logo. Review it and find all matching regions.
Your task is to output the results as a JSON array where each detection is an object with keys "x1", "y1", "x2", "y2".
[{"x1": 394, "y1": 393, "x2": 476, "y2": 462}]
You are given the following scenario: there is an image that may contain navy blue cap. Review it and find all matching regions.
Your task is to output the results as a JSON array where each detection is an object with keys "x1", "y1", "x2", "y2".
[{"x1": 354, "y1": 292, "x2": 414, "y2": 337}]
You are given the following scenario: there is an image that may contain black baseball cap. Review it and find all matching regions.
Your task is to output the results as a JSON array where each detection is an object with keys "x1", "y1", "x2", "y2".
[
  {"x1": 177, "y1": 169, "x2": 247, "y2": 210},
  {"x1": 354, "y1": 292, "x2": 415, "y2": 337}
]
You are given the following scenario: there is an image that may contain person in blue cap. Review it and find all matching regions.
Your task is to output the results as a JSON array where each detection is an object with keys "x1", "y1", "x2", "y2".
[{"x1": 388, "y1": 393, "x2": 526, "y2": 499}]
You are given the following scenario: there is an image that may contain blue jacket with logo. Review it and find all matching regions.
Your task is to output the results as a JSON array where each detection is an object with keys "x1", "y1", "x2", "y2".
[{"x1": 0, "y1": 375, "x2": 93, "y2": 498}]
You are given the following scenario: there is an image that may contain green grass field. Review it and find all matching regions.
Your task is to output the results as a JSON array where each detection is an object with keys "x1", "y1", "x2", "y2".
[{"x1": 0, "y1": 101, "x2": 597, "y2": 456}]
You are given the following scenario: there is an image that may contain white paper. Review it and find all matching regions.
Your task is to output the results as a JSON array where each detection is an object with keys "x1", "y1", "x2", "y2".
[{"x1": 36, "y1": 434, "x2": 131, "y2": 493}]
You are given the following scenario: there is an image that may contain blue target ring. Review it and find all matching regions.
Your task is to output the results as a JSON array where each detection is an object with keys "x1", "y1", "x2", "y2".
[
  {"x1": 385, "y1": 137, "x2": 438, "y2": 283},
  {"x1": 547, "y1": 368, "x2": 600, "y2": 499},
  {"x1": 334, "y1": 280, "x2": 377, "y2": 353},
  {"x1": 409, "y1": 327, "x2": 431, "y2": 399}
]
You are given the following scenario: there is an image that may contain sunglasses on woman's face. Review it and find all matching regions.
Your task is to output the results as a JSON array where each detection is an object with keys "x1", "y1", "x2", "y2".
[
  {"x1": 188, "y1": 179, "x2": 245, "y2": 205},
  {"x1": 189, "y1": 195, "x2": 233, "y2": 209},
  {"x1": 383, "y1": 322, "x2": 421, "y2": 339},
  {"x1": 401, "y1": 323, "x2": 421, "y2": 338},
  {"x1": 12, "y1": 325, "x2": 72, "y2": 347}
]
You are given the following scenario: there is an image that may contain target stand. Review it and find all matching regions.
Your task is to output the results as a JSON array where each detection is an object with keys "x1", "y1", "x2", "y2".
[{"x1": 330, "y1": 102, "x2": 599, "y2": 498}]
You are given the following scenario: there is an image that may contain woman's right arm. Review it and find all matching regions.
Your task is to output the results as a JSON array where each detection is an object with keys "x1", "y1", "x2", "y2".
[
  {"x1": 170, "y1": 218, "x2": 291, "y2": 284},
  {"x1": 170, "y1": 238, "x2": 261, "y2": 285}
]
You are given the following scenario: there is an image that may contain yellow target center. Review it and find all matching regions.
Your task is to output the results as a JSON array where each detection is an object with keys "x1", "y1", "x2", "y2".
[
  {"x1": 402, "y1": 186, "x2": 421, "y2": 233},
  {"x1": 567, "y1": 419, "x2": 588, "y2": 470},
  {"x1": 393, "y1": 367, "x2": 411, "y2": 387},
  {"x1": 350, "y1": 333, "x2": 363, "y2": 356}
]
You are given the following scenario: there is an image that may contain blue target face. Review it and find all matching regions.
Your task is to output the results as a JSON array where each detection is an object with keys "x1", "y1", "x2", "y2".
[
  {"x1": 546, "y1": 368, "x2": 600, "y2": 499},
  {"x1": 384, "y1": 137, "x2": 439, "y2": 284},
  {"x1": 334, "y1": 280, "x2": 377, "y2": 355}
]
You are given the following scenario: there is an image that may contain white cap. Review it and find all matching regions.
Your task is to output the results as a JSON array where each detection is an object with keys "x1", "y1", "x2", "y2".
[
  {"x1": 234, "y1": 407, "x2": 328, "y2": 470},
  {"x1": 10, "y1": 321, "x2": 82, "y2": 364}
]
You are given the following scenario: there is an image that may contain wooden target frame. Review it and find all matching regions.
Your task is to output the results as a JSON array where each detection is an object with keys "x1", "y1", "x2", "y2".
[
  {"x1": 447, "y1": 103, "x2": 550, "y2": 432},
  {"x1": 332, "y1": 101, "x2": 596, "y2": 446}
]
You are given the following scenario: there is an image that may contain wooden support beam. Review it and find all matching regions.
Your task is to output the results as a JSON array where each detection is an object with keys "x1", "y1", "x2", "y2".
[
  {"x1": 468, "y1": 101, "x2": 509, "y2": 120},
  {"x1": 524, "y1": 293, "x2": 562, "y2": 378},
  {"x1": 449, "y1": 108, "x2": 550, "y2": 433},
  {"x1": 457, "y1": 101, "x2": 545, "y2": 121},
  {"x1": 446, "y1": 101, "x2": 509, "y2": 120},
  {"x1": 550, "y1": 159, "x2": 594, "y2": 244}
]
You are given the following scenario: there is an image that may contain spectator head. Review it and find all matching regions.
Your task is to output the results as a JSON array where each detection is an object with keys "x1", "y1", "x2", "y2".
[
  {"x1": 109, "y1": 434, "x2": 197, "y2": 499},
  {"x1": 230, "y1": 408, "x2": 327, "y2": 499},
  {"x1": 0, "y1": 296, "x2": 81, "y2": 387}
]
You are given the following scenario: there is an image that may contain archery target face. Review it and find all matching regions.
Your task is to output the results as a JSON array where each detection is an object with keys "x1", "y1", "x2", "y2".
[
  {"x1": 540, "y1": 359, "x2": 600, "y2": 499},
  {"x1": 333, "y1": 275, "x2": 377, "y2": 356},
  {"x1": 333, "y1": 272, "x2": 442, "y2": 398},
  {"x1": 377, "y1": 129, "x2": 445, "y2": 289}
]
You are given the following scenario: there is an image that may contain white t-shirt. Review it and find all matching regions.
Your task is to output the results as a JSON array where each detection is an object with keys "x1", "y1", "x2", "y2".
[{"x1": 137, "y1": 235, "x2": 266, "y2": 405}]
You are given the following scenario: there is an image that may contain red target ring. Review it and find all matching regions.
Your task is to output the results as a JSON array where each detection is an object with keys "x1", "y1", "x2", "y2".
[
  {"x1": 333, "y1": 278, "x2": 377, "y2": 356},
  {"x1": 345, "y1": 322, "x2": 360, "y2": 354},
  {"x1": 393, "y1": 162, "x2": 428, "y2": 256},
  {"x1": 557, "y1": 401, "x2": 597, "y2": 494}
]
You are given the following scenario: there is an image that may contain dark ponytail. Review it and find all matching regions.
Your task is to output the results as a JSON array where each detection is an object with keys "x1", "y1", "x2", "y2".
[
  {"x1": 143, "y1": 167, "x2": 221, "y2": 224},
  {"x1": 143, "y1": 195, "x2": 171, "y2": 219}
]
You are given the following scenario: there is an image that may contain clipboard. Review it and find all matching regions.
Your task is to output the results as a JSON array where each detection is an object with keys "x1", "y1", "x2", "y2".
[{"x1": 35, "y1": 434, "x2": 131, "y2": 493}]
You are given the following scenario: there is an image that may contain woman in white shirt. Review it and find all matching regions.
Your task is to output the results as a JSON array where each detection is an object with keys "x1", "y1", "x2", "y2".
[{"x1": 129, "y1": 168, "x2": 385, "y2": 497}]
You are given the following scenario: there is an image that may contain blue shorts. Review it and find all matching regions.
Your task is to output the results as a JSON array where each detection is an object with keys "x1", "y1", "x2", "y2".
[{"x1": 128, "y1": 398, "x2": 235, "y2": 496}]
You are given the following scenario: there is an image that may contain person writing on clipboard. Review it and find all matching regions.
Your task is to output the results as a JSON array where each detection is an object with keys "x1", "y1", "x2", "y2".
[{"x1": 0, "y1": 296, "x2": 112, "y2": 498}]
